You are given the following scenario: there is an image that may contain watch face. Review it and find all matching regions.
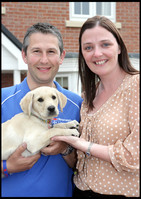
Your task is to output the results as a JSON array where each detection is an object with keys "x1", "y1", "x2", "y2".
[
  {"x1": 86, "y1": 151, "x2": 90, "y2": 156},
  {"x1": 86, "y1": 142, "x2": 93, "y2": 156},
  {"x1": 61, "y1": 145, "x2": 74, "y2": 156}
]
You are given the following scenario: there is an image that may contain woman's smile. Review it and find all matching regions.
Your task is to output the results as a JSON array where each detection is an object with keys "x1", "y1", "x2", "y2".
[{"x1": 94, "y1": 59, "x2": 108, "y2": 66}]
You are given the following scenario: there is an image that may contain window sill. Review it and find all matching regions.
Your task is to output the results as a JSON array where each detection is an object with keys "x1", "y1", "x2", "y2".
[{"x1": 65, "y1": 20, "x2": 122, "y2": 29}]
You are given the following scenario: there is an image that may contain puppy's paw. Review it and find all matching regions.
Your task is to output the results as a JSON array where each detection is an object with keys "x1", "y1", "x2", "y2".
[
  {"x1": 68, "y1": 120, "x2": 79, "y2": 130},
  {"x1": 71, "y1": 129, "x2": 80, "y2": 137}
]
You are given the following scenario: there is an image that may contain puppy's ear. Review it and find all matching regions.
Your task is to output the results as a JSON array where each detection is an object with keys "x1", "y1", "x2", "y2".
[
  {"x1": 56, "y1": 91, "x2": 67, "y2": 112},
  {"x1": 20, "y1": 92, "x2": 34, "y2": 116}
]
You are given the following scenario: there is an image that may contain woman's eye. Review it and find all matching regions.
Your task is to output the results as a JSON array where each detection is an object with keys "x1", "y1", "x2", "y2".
[
  {"x1": 85, "y1": 46, "x2": 92, "y2": 51},
  {"x1": 103, "y1": 43, "x2": 110, "y2": 47}
]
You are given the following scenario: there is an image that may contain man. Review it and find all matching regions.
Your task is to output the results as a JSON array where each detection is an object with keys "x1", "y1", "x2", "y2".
[{"x1": 1, "y1": 23, "x2": 83, "y2": 197}]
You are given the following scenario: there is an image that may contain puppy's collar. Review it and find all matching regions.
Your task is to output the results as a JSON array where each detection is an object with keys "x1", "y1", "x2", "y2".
[{"x1": 31, "y1": 113, "x2": 52, "y2": 128}]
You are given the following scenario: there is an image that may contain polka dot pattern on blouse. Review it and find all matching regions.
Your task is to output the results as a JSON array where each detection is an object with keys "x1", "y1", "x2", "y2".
[{"x1": 74, "y1": 74, "x2": 139, "y2": 197}]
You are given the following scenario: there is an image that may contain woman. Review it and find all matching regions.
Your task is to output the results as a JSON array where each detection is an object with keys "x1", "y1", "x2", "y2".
[{"x1": 52, "y1": 16, "x2": 139, "y2": 198}]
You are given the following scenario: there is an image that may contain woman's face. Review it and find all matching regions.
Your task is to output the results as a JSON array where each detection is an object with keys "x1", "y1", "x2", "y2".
[{"x1": 81, "y1": 26, "x2": 121, "y2": 78}]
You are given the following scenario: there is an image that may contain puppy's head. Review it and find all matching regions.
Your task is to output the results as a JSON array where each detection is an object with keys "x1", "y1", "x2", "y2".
[{"x1": 20, "y1": 87, "x2": 67, "y2": 120}]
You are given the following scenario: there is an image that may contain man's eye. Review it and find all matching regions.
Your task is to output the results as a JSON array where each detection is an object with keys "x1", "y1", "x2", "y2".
[
  {"x1": 38, "y1": 98, "x2": 44, "y2": 102},
  {"x1": 33, "y1": 50, "x2": 40, "y2": 53},
  {"x1": 48, "y1": 51, "x2": 55, "y2": 55}
]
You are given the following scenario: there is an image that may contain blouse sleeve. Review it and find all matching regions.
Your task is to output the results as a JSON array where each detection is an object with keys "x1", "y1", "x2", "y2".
[{"x1": 108, "y1": 75, "x2": 139, "y2": 173}]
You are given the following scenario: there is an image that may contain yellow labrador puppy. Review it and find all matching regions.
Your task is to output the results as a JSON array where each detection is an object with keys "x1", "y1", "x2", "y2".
[{"x1": 2, "y1": 86, "x2": 79, "y2": 161}]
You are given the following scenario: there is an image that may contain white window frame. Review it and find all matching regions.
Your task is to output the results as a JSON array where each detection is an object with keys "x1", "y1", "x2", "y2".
[
  {"x1": 69, "y1": 2, "x2": 116, "y2": 22},
  {"x1": 55, "y1": 74, "x2": 70, "y2": 90}
]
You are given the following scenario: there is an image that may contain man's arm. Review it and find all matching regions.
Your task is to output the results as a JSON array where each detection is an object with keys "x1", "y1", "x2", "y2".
[
  {"x1": 62, "y1": 149, "x2": 77, "y2": 168},
  {"x1": 1, "y1": 143, "x2": 41, "y2": 175},
  {"x1": 40, "y1": 141, "x2": 77, "y2": 168}
]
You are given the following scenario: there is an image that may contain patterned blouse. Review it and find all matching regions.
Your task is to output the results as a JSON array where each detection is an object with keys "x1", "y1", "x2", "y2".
[{"x1": 74, "y1": 74, "x2": 139, "y2": 197}]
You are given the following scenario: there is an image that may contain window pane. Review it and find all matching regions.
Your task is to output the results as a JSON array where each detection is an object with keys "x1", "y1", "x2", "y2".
[
  {"x1": 74, "y1": 2, "x2": 81, "y2": 14},
  {"x1": 63, "y1": 77, "x2": 68, "y2": 89},
  {"x1": 56, "y1": 77, "x2": 68, "y2": 90},
  {"x1": 96, "y1": 2, "x2": 102, "y2": 15},
  {"x1": 96, "y1": 2, "x2": 111, "y2": 16},
  {"x1": 82, "y1": 2, "x2": 89, "y2": 15},
  {"x1": 56, "y1": 77, "x2": 61, "y2": 85},
  {"x1": 70, "y1": 2, "x2": 115, "y2": 22},
  {"x1": 103, "y1": 2, "x2": 111, "y2": 15}
]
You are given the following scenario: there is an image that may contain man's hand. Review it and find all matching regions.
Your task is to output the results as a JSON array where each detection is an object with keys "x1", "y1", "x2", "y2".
[
  {"x1": 40, "y1": 141, "x2": 77, "y2": 168},
  {"x1": 6, "y1": 143, "x2": 41, "y2": 174},
  {"x1": 40, "y1": 141, "x2": 68, "y2": 156}
]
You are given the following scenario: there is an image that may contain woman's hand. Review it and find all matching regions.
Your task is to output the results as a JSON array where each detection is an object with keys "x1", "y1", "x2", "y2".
[
  {"x1": 51, "y1": 136, "x2": 86, "y2": 151},
  {"x1": 51, "y1": 136, "x2": 111, "y2": 162}
]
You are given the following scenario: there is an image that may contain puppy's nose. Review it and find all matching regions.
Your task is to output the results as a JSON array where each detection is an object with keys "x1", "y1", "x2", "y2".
[{"x1": 48, "y1": 106, "x2": 55, "y2": 113}]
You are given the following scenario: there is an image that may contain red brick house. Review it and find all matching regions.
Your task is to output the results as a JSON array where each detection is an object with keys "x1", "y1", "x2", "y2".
[{"x1": 1, "y1": 2, "x2": 139, "y2": 94}]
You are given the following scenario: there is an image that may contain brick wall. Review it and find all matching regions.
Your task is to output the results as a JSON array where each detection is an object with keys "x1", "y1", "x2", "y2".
[
  {"x1": 1, "y1": 2, "x2": 139, "y2": 88},
  {"x1": 2, "y1": 2, "x2": 139, "y2": 53},
  {"x1": 1, "y1": 73, "x2": 27, "y2": 88},
  {"x1": 1, "y1": 2, "x2": 80, "y2": 53},
  {"x1": 1, "y1": 74, "x2": 13, "y2": 87},
  {"x1": 116, "y1": 2, "x2": 139, "y2": 53}
]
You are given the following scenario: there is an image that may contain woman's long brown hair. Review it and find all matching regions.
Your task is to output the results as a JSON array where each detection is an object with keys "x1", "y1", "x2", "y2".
[{"x1": 78, "y1": 16, "x2": 139, "y2": 110}]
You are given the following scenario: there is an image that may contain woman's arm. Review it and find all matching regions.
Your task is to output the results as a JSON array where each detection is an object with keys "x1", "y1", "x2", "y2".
[{"x1": 51, "y1": 136, "x2": 111, "y2": 163}]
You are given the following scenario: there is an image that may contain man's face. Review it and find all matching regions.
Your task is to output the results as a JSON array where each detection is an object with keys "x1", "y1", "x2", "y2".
[{"x1": 22, "y1": 32, "x2": 65, "y2": 88}]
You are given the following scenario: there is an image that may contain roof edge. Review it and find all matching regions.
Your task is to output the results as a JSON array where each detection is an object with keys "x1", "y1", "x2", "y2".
[{"x1": 2, "y1": 24, "x2": 22, "y2": 50}]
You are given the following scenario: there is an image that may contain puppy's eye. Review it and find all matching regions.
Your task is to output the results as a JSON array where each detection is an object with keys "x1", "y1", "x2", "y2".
[
  {"x1": 38, "y1": 97, "x2": 44, "y2": 102},
  {"x1": 52, "y1": 95, "x2": 56, "y2": 100}
]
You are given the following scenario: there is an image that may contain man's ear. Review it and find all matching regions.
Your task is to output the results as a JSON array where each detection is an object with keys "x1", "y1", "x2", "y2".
[
  {"x1": 59, "y1": 50, "x2": 66, "y2": 65},
  {"x1": 22, "y1": 49, "x2": 28, "y2": 64},
  {"x1": 20, "y1": 92, "x2": 34, "y2": 116}
]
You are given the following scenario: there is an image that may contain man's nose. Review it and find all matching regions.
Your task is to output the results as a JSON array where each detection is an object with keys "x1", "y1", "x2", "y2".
[{"x1": 40, "y1": 53, "x2": 49, "y2": 64}]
